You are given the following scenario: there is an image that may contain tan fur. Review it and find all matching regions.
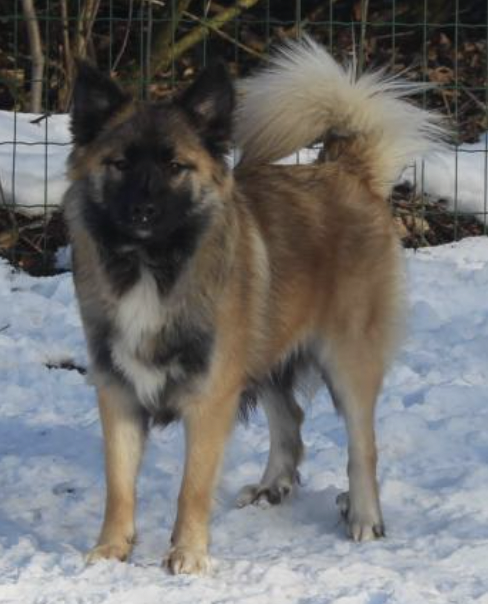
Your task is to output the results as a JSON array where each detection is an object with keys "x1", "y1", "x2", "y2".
[
  {"x1": 232, "y1": 162, "x2": 402, "y2": 372},
  {"x1": 69, "y1": 154, "x2": 402, "y2": 572},
  {"x1": 64, "y1": 44, "x2": 435, "y2": 574},
  {"x1": 169, "y1": 160, "x2": 402, "y2": 569},
  {"x1": 85, "y1": 383, "x2": 146, "y2": 564}
]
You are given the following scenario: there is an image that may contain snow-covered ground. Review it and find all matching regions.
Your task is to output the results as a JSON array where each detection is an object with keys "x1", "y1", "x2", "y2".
[
  {"x1": 1, "y1": 109, "x2": 488, "y2": 220},
  {"x1": 1, "y1": 237, "x2": 488, "y2": 603}
]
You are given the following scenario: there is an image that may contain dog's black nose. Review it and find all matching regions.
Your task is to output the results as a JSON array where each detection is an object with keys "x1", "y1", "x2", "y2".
[{"x1": 130, "y1": 201, "x2": 156, "y2": 225}]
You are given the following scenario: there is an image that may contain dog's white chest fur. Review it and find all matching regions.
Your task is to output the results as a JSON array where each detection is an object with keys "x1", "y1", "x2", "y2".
[{"x1": 111, "y1": 271, "x2": 173, "y2": 406}]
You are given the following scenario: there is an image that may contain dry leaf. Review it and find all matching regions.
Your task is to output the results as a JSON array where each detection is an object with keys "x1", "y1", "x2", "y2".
[{"x1": 0, "y1": 229, "x2": 19, "y2": 250}]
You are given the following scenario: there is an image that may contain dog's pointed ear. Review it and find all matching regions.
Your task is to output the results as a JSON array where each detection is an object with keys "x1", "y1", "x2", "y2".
[
  {"x1": 179, "y1": 62, "x2": 234, "y2": 157},
  {"x1": 71, "y1": 60, "x2": 129, "y2": 146}
]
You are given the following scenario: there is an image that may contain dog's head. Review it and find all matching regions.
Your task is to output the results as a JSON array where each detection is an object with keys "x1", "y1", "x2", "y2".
[{"x1": 68, "y1": 61, "x2": 234, "y2": 249}]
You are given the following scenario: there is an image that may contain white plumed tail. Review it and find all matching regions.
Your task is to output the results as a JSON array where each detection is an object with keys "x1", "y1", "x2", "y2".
[{"x1": 235, "y1": 36, "x2": 447, "y2": 198}]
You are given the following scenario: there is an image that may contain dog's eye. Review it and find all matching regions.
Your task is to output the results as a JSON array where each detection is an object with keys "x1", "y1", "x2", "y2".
[
  {"x1": 113, "y1": 159, "x2": 129, "y2": 171},
  {"x1": 104, "y1": 158, "x2": 129, "y2": 172},
  {"x1": 169, "y1": 161, "x2": 185, "y2": 175}
]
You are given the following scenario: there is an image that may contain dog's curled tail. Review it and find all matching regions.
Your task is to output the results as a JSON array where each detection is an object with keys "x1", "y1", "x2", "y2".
[{"x1": 235, "y1": 37, "x2": 447, "y2": 198}]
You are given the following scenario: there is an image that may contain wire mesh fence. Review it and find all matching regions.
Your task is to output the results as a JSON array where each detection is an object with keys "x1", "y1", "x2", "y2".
[{"x1": 0, "y1": 0, "x2": 487, "y2": 274}]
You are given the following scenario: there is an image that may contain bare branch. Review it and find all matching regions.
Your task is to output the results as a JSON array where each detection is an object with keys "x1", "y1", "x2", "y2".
[
  {"x1": 151, "y1": 0, "x2": 193, "y2": 76},
  {"x1": 358, "y1": 0, "x2": 370, "y2": 75},
  {"x1": 183, "y1": 10, "x2": 263, "y2": 61},
  {"x1": 152, "y1": 0, "x2": 262, "y2": 75},
  {"x1": 59, "y1": 0, "x2": 73, "y2": 111},
  {"x1": 75, "y1": 0, "x2": 101, "y2": 60},
  {"x1": 112, "y1": 0, "x2": 134, "y2": 73},
  {"x1": 21, "y1": 0, "x2": 45, "y2": 113},
  {"x1": 61, "y1": 0, "x2": 101, "y2": 110}
]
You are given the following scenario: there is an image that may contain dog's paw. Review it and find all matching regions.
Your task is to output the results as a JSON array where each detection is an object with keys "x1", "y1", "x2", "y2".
[
  {"x1": 164, "y1": 545, "x2": 211, "y2": 575},
  {"x1": 336, "y1": 491, "x2": 385, "y2": 542},
  {"x1": 336, "y1": 491, "x2": 351, "y2": 520},
  {"x1": 236, "y1": 473, "x2": 298, "y2": 508},
  {"x1": 85, "y1": 541, "x2": 132, "y2": 564}
]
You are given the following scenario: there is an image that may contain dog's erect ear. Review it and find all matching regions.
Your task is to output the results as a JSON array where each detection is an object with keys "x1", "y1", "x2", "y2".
[
  {"x1": 71, "y1": 61, "x2": 129, "y2": 146},
  {"x1": 179, "y1": 62, "x2": 235, "y2": 157}
]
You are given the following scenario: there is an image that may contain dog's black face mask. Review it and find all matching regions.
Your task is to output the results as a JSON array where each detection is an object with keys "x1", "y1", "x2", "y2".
[
  {"x1": 101, "y1": 139, "x2": 192, "y2": 244},
  {"x1": 82, "y1": 111, "x2": 205, "y2": 251},
  {"x1": 69, "y1": 61, "x2": 234, "y2": 267}
]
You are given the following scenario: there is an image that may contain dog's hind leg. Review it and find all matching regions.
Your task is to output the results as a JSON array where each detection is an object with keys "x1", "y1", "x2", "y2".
[
  {"x1": 86, "y1": 383, "x2": 148, "y2": 563},
  {"x1": 237, "y1": 384, "x2": 304, "y2": 507},
  {"x1": 319, "y1": 337, "x2": 387, "y2": 542}
]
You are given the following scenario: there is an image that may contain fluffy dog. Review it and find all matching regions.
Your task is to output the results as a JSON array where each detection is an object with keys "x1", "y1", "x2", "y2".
[{"x1": 63, "y1": 37, "x2": 443, "y2": 574}]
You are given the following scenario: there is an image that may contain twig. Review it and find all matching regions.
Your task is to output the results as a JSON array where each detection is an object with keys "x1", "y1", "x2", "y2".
[
  {"x1": 277, "y1": 5, "x2": 327, "y2": 41},
  {"x1": 183, "y1": 11, "x2": 263, "y2": 60},
  {"x1": 460, "y1": 84, "x2": 487, "y2": 112},
  {"x1": 18, "y1": 219, "x2": 46, "y2": 233},
  {"x1": 60, "y1": 0, "x2": 72, "y2": 66},
  {"x1": 29, "y1": 113, "x2": 50, "y2": 125},
  {"x1": 75, "y1": 0, "x2": 101, "y2": 59},
  {"x1": 358, "y1": 0, "x2": 369, "y2": 75},
  {"x1": 151, "y1": 0, "x2": 193, "y2": 76},
  {"x1": 374, "y1": 30, "x2": 415, "y2": 41},
  {"x1": 59, "y1": 0, "x2": 73, "y2": 111},
  {"x1": 204, "y1": 1, "x2": 213, "y2": 18},
  {"x1": 20, "y1": 232, "x2": 44, "y2": 255},
  {"x1": 144, "y1": 0, "x2": 154, "y2": 98},
  {"x1": 21, "y1": 0, "x2": 45, "y2": 113},
  {"x1": 440, "y1": 89, "x2": 453, "y2": 119},
  {"x1": 152, "y1": 0, "x2": 262, "y2": 75},
  {"x1": 62, "y1": 0, "x2": 101, "y2": 109},
  {"x1": 112, "y1": 0, "x2": 134, "y2": 73},
  {"x1": 45, "y1": 360, "x2": 87, "y2": 375}
]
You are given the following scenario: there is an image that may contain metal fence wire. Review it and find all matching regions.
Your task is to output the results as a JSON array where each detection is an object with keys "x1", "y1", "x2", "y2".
[{"x1": 0, "y1": 0, "x2": 486, "y2": 274}]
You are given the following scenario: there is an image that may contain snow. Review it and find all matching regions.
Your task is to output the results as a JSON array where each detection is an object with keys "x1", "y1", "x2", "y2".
[
  {"x1": 0, "y1": 111, "x2": 70, "y2": 215},
  {"x1": 2, "y1": 109, "x2": 488, "y2": 222},
  {"x1": 402, "y1": 135, "x2": 488, "y2": 218},
  {"x1": 1, "y1": 106, "x2": 488, "y2": 601},
  {"x1": 1, "y1": 238, "x2": 488, "y2": 602}
]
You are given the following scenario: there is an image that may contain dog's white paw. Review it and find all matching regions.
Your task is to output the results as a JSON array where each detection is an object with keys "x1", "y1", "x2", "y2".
[
  {"x1": 336, "y1": 491, "x2": 385, "y2": 542},
  {"x1": 85, "y1": 541, "x2": 132, "y2": 564},
  {"x1": 164, "y1": 546, "x2": 211, "y2": 575}
]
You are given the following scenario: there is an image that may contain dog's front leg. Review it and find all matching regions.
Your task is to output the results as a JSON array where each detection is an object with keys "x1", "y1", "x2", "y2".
[
  {"x1": 166, "y1": 388, "x2": 239, "y2": 575},
  {"x1": 86, "y1": 382, "x2": 148, "y2": 564}
]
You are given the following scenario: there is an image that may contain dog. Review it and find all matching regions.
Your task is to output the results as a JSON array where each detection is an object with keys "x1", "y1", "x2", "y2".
[{"x1": 63, "y1": 37, "x2": 443, "y2": 574}]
